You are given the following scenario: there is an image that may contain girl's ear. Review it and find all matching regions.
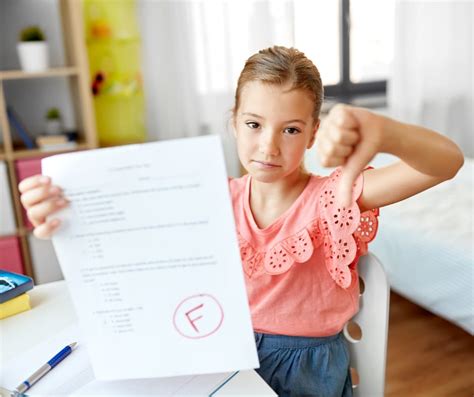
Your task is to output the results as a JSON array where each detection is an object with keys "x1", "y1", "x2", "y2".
[{"x1": 307, "y1": 119, "x2": 320, "y2": 149}]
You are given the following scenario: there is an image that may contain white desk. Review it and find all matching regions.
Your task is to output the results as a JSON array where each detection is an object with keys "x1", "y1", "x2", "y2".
[{"x1": 0, "y1": 281, "x2": 275, "y2": 396}]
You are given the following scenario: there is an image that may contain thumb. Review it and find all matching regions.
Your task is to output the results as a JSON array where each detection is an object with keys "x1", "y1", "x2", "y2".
[{"x1": 338, "y1": 139, "x2": 375, "y2": 207}]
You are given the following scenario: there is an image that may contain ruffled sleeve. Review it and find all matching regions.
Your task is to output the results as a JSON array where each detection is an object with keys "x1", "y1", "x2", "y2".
[
  {"x1": 236, "y1": 169, "x2": 379, "y2": 289},
  {"x1": 318, "y1": 167, "x2": 379, "y2": 288}
]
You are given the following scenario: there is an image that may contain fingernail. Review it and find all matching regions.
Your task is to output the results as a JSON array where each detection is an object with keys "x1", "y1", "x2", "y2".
[
  {"x1": 39, "y1": 176, "x2": 50, "y2": 184},
  {"x1": 50, "y1": 219, "x2": 60, "y2": 227},
  {"x1": 49, "y1": 186, "x2": 60, "y2": 194},
  {"x1": 57, "y1": 198, "x2": 67, "y2": 206}
]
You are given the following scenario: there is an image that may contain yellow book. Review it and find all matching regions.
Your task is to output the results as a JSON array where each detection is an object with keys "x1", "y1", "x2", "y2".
[
  {"x1": 0, "y1": 293, "x2": 31, "y2": 320},
  {"x1": 36, "y1": 134, "x2": 69, "y2": 146}
]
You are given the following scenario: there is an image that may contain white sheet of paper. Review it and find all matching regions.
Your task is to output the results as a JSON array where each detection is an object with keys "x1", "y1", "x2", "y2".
[
  {"x1": 1, "y1": 324, "x2": 238, "y2": 396},
  {"x1": 72, "y1": 372, "x2": 236, "y2": 396},
  {"x1": 1, "y1": 325, "x2": 94, "y2": 395},
  {"x1": 41, "y1": 136, "x2": 258, "y2": 380}
]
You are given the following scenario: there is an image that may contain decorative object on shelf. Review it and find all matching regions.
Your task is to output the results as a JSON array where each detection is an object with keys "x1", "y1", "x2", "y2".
[
  {"x1": 6, "y1": 106, "x2": 36, "y2": 149},
  {"x1": 45, "y1": 107, "x2": 63, "y2": 135},
  {"x1": 35, "y1": 133, "x2": 78, "y2": 152},
  {"x1": 83, "y1": 0, "x2": 146, "y2": 146},
  {"x1": 91, "y1": 71, "x2": 105, "y2": 96},
  {"x1": 17, "y1": 26, "x2": 49, "y2": 72}
]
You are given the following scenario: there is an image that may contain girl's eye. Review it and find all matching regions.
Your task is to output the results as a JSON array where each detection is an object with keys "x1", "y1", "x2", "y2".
[
  {"x1": 246, "y1": 122, "x2": 260, "y2": 129},
  {"x1": 284, "y1": 127, "x2": 301, "y2": 135}
]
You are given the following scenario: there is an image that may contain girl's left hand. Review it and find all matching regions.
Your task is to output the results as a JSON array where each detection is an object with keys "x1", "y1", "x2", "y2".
[{"x1": 316, "y1": 104, "x2": 383, "y2": 207}]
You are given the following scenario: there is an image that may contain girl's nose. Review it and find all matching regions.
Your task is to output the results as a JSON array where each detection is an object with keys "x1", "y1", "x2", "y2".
[{"x1": 259, "y1": 130, "x2": 280, "y2": 157}]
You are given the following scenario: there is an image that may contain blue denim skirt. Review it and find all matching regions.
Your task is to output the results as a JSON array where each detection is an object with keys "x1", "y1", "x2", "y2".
[{"x1": 254, "y1": 332, "x2": 353, "y2": 397}]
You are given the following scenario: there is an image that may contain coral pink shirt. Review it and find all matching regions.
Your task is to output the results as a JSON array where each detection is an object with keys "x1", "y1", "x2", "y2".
[{"x1": 229, "y1": 168, "x2": 379, "y2": 337}]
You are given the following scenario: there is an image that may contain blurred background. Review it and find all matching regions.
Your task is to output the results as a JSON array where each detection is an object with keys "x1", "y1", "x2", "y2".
[
  {"x1": 0, "y1": 1, "x2": 472, "y2": 395},
  {"x1": 1, "y1": 0, "x2": 472, "y2": 175}
]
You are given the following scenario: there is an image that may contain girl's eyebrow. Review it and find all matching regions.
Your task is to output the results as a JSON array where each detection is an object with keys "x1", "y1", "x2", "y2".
[
  {"x1": 241, "y1": 112, "x2": 307, "y2": 126},
  {"x1": 241, "y1": 112, "x2": 263, "y2": 119},
  {"x1": 285, "y1": 119, "x2": 307, "y2": 126}
]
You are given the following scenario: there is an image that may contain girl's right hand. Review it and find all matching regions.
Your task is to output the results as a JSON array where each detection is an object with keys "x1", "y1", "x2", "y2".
[{"x1": 18, "y1": 175, "x2": 69, "y2": 239}]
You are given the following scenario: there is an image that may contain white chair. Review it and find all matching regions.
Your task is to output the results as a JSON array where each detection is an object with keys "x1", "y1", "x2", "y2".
[{"x1": 343, "y1": 252, "x2": 390, "y2": 397}]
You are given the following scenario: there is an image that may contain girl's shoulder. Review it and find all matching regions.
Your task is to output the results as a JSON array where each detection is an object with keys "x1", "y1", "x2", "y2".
[{"x1": 228, "y1": 174, "x2": 249, "y2": 201}]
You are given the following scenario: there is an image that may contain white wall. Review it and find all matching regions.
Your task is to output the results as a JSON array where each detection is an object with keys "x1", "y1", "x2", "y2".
[{"x1": 0, "y1": 0, "x2": 76, "y2": 138}]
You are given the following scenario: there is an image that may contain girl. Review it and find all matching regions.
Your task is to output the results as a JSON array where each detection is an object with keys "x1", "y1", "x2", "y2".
[{"x1": 19, "y1": 46, "x2": 464, "y2": 396}]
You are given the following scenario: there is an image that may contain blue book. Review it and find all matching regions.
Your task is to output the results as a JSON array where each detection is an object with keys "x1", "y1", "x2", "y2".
[
  {"x1": 0, "y1": 270, "x2": 34, "y2": 303},
  {"x1": 7, "y1": 106, "x2": 36, "y2": 149}
]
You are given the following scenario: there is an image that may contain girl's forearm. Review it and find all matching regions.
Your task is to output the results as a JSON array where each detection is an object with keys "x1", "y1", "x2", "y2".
[{"x1": 378, "y1": 116, "x2": 464, "y2": 179}]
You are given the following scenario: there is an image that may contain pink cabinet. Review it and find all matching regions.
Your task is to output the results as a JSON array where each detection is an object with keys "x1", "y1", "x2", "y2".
[
  {"x1": 0, "y1": 236, "x2": 24, "y2": 274},
  {"x1": 14, "y1": 157, "x2": 43, "y2": 229}
]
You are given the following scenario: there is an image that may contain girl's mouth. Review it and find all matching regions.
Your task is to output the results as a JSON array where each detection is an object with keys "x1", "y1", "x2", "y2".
[{"x1": 253, "y1": 160, "x2": 281, "y2": 169}]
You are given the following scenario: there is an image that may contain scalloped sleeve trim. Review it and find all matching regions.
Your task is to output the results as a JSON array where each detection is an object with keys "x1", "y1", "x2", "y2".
[
  {"x1": 237, "y1": 168, "x2": 379, "y2": 289},
  {"x1": 318, "y1": 167, "x2": 379, "y2": 288},
  {"x1": 237, "y1": 218, "x2": 323, "y2": 278}
]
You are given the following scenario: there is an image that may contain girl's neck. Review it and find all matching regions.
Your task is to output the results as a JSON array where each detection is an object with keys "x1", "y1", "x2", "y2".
[
  {"x1": 249, "y1": 170, "x2": 311, "y2": 229},
  {"x1": 250, "y1": 170, "x2": 310, "y2": 201}
]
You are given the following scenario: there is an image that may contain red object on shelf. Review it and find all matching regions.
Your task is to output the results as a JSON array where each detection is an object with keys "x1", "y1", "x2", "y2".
[
  {"x1": 0, "y1": 236, "x2": 24, "y2": 274},
  {"x1": 15, "y1": 157, "x2": 43, "y2": 229}
]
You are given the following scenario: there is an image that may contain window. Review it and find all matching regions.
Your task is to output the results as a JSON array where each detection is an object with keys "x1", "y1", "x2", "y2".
[
  {"x1": 191, "y1": 0, "x2": 395, "y2": 102},
  {"x1": 295, "y1": 0, "x2": 395, "y2": 102},
  {"x1": 294, "y1": 0, "x2": 341, "y2": 86},
  {"x1": 349, "y1": 0, "x2": 395, "y2": 84}
]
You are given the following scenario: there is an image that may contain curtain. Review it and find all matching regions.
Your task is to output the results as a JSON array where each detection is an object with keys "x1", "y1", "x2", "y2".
[
  {"x1": 137, "y1": 0, "x2": 294, "y2": 177},
  {"x1": 388, "y1": 0, "x2": 473, "y2": 157}
]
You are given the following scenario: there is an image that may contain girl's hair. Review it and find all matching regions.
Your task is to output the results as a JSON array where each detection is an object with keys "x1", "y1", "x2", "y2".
[{"x1": 232, "y1": 46, "x2": 324, "y2": 121}]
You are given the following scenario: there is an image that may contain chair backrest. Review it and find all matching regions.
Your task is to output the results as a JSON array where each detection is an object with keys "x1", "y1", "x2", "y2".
[{"x1": 343, "y1": 252, "x2": 390, "y2": 397}]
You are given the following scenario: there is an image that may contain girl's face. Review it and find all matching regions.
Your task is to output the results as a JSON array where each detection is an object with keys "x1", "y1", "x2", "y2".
[{"x1": 233, "y1": 81, "x2": 319, "y2": 183}]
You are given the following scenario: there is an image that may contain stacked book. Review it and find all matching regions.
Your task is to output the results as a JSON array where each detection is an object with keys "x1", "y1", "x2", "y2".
[
  {"x1": 35, "y1": 134, "x2": 78, "y2": 152},
  {"x1": 0, "y1": 270, "x2": 34, "y2": 320}
]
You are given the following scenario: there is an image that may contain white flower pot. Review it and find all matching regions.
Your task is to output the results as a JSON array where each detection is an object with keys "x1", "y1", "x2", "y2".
[
  {"x1": 17, "y1": 42, "x2": 49, "y2": 72},
  {"x1": 45, "y1": 119, "x2": 62, "y2": 135}
]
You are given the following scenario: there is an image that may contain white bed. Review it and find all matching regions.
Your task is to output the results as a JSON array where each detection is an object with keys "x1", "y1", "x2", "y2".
[{"x1": 305, "y1": 152, "x2": 474, "y2": 334}]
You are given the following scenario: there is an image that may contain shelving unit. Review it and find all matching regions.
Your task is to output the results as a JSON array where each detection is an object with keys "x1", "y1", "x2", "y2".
[
  {"x1": 0, "y1": 67, "x2": 78, "y2": 81},
  {"x1": 0, "y1": 0, "x2": 97, "y2": 280}
]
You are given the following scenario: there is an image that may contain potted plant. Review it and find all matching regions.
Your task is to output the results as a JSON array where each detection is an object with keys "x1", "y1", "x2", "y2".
[
  {"x1": 45, "y1": 107, "x2": 63, "y2": 135},
  {"x1": 17, "y1": 26, "x2": 49, "y2": 72}
]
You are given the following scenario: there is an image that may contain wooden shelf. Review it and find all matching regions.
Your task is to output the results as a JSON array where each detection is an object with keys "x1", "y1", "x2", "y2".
[
  {"x1": 0, "y1": 67, "x2": 79, "y2": 81},
  {"x1": 17, "y1": 227, "x2": 31, "y2": 237},
  {"x1": 2, "y1": 140, "x2": 92, "y2": 162},
  {"x1": 0, "y1": 0, "x2": 97, "y2": 281},
  {"x1": 11, "y1": 142, "x2": 91, "y2": 160}
]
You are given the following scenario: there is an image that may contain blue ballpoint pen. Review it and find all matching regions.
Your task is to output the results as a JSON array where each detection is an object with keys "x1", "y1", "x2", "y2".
[{"x1": 14, "y1": 342, "x2": 78, "y2": 394}]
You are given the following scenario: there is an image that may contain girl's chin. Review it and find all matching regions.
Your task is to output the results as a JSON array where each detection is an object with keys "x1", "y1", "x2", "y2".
[
  {"x1": 247, "y1": 169, "x2": 295, "y2": 184},
  {"x1": 245, "y1": 165, "x2": 306, "y2": 184},
  {"x1": 250, "y1": 174, "x2": 281, "y2": 183}
]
